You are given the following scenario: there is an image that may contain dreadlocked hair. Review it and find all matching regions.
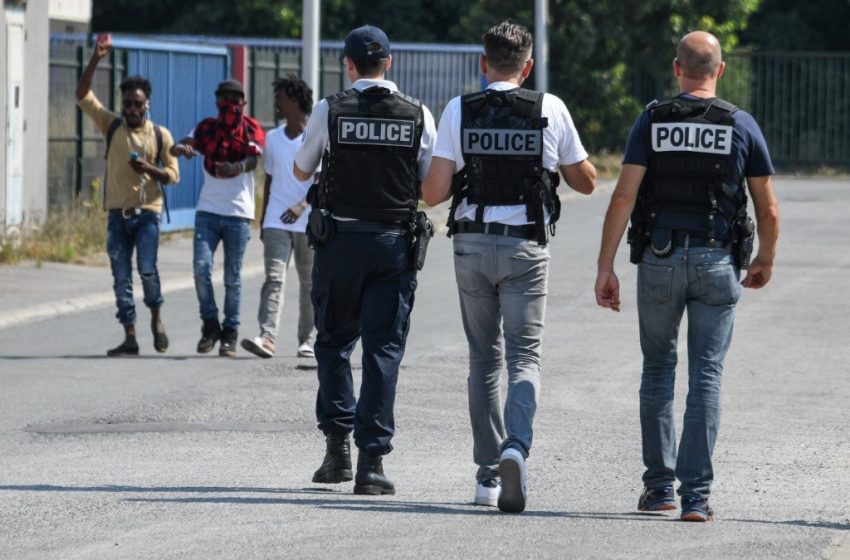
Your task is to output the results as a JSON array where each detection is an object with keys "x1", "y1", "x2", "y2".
[{"x1": 272, "y1": 75, "x2": 314, "y2": 115}]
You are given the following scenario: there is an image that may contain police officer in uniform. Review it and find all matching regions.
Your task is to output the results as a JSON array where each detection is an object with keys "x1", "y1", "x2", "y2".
[
  {"x1": 422, "y1": 21, "x2": 597, "y2": 513},
  {"x1": 293, "y1": 25, "x2": 436, "y2": 495},
  {"x1": 594, "y1": 31, "x2": 780, "y2": 521}
]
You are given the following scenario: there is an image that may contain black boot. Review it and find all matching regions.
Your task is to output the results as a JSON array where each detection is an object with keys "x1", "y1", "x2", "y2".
[
  {"x1": 354, "y1": 452, "x2": 395, "y2": 495},
  {"x1": 107, "y1": 324, "x2": 139, "y2": 357},
  {"x1": 197, "y1": 319, "x2": 221, "y2": 354},
  {"x1": 151, "y1": 308, "x2": 169, "y2": 353},
  {"x1": 312, "y1": 433, "x2": 353, "y2": 483}
]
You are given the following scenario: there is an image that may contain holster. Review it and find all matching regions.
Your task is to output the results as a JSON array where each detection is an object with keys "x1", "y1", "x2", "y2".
[
  {"x1": 733, "y1": 215, "x2": 755, "y2": 269},
  {"x1": 628, "y1": 223, "x2": 649, "y2": 264},
  {"x1": 411, "y1": 211, "x2": 434, "y2": 270},
  {"x1": 307, "y1": 209, "x2": 335, "y2": 249}
]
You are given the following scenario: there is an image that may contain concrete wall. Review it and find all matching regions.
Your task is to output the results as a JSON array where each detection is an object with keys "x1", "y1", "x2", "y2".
[
  {"x1": 1, "y1": 0, "x2": 50, "y2": 238},
  {"x1": 24, "y1": 0, "x2": 50, "y2": 229},
  {"x1": 0, "y1": 8, "x2": 7, "y2": 236}
]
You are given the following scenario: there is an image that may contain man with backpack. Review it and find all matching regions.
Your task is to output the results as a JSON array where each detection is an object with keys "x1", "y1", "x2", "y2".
[{"x1": 76, "y1": 33, "x2": 180, "y2": 357}]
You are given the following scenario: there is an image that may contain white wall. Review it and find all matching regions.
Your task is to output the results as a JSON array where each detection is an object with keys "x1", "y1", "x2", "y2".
[
  {"x1": 24, "y1": 0, "x2": 50, "y2": 228},
  {"x1": 1, "y1": 0, "x2": 50, "y2": 236},
  {"x1": 48, "y1": 0, "x2": 92, "y2": 22}
]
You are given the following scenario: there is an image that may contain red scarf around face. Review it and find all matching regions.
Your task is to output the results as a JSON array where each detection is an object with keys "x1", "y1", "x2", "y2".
[{"x1": 193, "y1": 103, "x2": 265, "y2": 176}]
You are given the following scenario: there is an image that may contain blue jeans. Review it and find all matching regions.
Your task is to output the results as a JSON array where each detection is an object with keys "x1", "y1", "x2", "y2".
[
  {"x1": 637, "y1": 246, "x2": 741, "y2": 499},
  {"x1": 312, "y1": 230, "x2": 417, "y2": 457},
  {"x1": 193, "y1": 211, "x2": 251, "y2": 331},
  {"x1": 452, "y1": 233, "x2": 548, "y2": 482},
  {"x1": 106, "y1": 210, "x2": 163, "y2": 325}
]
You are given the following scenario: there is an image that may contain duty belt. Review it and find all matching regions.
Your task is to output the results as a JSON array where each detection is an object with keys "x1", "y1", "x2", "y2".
[
  {"x1": 672, "y1": 231, "x2": 732, "y2": 249},
  {"x1": 334, "y1": 220, "x2": 408, "y2": 234},
  {"x1": 452, "y1": 221, "x2": 536, "y2": 240}
]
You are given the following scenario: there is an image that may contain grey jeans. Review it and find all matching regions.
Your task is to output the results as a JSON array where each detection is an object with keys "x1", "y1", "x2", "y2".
[
  {"x1": 452, "y1": 232, "x2": 548, "y2": 482},
  {"x1": 258, "y1": 228, "x2": 315, "y2": 345}
]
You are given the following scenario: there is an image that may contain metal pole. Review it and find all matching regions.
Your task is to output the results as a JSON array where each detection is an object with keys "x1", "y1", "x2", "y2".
[
  {"x1": 535, "y1": 0, "x2": 549, "y2": 92},
  {"x1": 302, "y1": 0, "x2": 320, "y2": 104}
]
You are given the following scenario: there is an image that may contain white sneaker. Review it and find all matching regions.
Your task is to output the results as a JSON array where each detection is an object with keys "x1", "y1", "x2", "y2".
[
  {"x1": 498, "y1": 448, "x2": 527, "y2": 513},
  {"x1": 474, "y1": 478, "x2": 500, "y2": 507},
  {"x1": 297, "y1": 341, "x2": 315, "y2": 358},
  {"x1": 240, "y1": 336, "x2": 275, "y2": 358}
]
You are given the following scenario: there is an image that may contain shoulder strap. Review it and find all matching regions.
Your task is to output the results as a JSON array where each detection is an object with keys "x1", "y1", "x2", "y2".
[
  {"x1": 105, "y1": 117, "x2": 123, "y2": 160},
  {"x1": 154, "y1": 124, "x2": 163, "y2": 165},
  {"x1": 394, "y1": 91, "x2": 422, "y2": 108}
]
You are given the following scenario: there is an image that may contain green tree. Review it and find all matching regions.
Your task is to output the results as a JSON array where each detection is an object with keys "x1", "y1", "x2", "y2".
[
  {"x1": 448, "y1": 0, "x2": 760, "y2": 150},
  {"x1": 740, "y1": 0, "x2": 850, "y2": 51}
]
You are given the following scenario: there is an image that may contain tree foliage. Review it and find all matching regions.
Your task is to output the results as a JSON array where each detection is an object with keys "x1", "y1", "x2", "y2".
[
  {"x1": 740, "y1": 0, "x2": 850, "y2": 51},
  {"x1": 99, "y1": 0, "x2": 833, "y2": 150}
]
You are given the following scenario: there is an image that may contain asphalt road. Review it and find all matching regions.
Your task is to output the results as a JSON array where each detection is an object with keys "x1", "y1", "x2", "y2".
[{"x1": 1, "y1": 178, "x2": 848, "y2": 559}]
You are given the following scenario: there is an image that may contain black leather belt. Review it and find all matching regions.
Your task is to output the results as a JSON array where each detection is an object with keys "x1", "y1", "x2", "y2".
[
  {"x1": 453, "y1": 221, "x2": 536, "y2": 240},
  {"x1": 672, "y1": 232, "x2": 732, "y2": 249},
  {"x1": 109, "y1": 208, "x2": 151, "y2": 219},
  {"x1": 334, "y1": 220, "x2": 407, "y2": 234}
]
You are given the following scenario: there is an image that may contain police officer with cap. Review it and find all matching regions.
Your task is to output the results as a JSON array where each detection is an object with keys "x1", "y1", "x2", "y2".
[
  {"x1": 293, "y1": 24, "x2": 436, "y2": 496},
  {"x1": 422, "y1": 20, "x2": 596, "y2": 513},
  {"x1": 594, "y1": 31, "x2": 780, "y2": 521}
]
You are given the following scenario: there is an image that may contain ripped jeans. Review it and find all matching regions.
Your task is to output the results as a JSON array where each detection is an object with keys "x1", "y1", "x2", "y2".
[
  {"x1": 106, "y1": 210, "x2": 163, "y2": 325},
  {"x1": 193, "y1": 211, "x2": 251, "y2": 331}
]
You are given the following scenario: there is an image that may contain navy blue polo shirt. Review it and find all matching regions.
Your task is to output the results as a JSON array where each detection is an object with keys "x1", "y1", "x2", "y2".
[{"x1": 623, "y1": 94, "x2": 775, "y2": 179}]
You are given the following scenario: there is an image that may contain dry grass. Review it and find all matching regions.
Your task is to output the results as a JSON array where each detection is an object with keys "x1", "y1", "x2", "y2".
[
  {"x1": 0, "y1": 204, "x2": 108, "y2": 265},
  {"x1": 591, "y1": 151, "x2": 624, "y2": 180}
]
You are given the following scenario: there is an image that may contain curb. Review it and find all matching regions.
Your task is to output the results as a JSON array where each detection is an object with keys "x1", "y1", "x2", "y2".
[{"x1": 0, "y1": 264, "x2": 265, "y2": 331}]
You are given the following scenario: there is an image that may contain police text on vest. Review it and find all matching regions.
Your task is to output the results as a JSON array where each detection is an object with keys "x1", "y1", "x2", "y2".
[
  {"x1": 462, "y1": 128, "x2": 542, "y2": 156},
  {"x1": 651, "y1": 123, "x2": 733, "y2": 155},
  {"x1": 338, "y1": 117, "x2": 416, "y2": 147}
]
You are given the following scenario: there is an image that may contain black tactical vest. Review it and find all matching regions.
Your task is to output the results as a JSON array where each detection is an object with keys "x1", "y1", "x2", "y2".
[
  {"x1": 318, "y1": 86, "x2": 424, "y2": 223},
  {"x1": 632, "y1": 96, "x2": 747, "y2": 242}
]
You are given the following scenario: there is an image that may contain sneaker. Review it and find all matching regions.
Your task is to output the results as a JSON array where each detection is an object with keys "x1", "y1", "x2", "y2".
[
  {"x1": 241, "y1": 336, "x2": 275, "y2": 358},
  {"x1": 680, "y1": 495, "x2": 714, "y2": 522},
  {"x1": 637, "y1": 485, "x2": 677, "y2": 512},
  {"x1": 297, "y1": 341, "x2": 315, "y2": 358},
  {"x1": 497, "y1": 447, "x2": 527, "y2": 513},
  {"x1": 219, "y1": 328, "x2": 238, "y2": 357},
  {"x1": 474, "y1": 478, "x2": 500, "y2": 507}
]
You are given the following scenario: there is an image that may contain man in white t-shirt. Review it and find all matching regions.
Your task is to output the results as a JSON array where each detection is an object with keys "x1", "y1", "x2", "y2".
[
  {"x1": 422, "y1": 21, "x2": 597, "y2": 513},
  {"x1": 241, "y1": 76, "x2": 317, "y2": 359},
  {"x1": 171, "y1": 80, "x2": 266, "y2": 357}
]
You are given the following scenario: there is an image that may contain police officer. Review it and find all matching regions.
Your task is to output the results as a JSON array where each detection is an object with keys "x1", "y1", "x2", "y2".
[
  {"x1": 594, "y1": 31, "x2": 780, "y2": 521},
  {"x1": 293, "y1": 24, "x2": 436, "y2": 495},
  {"x1": 422, "y1": 21, "x2": 597, "y2": 513}
]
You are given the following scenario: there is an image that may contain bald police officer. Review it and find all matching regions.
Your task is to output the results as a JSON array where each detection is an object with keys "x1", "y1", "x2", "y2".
[
  {"x1": 594, "y1": 31, "x2": 780, "y2": 521},
  {"x1": 422, "y1": 21, "x2": 596, "y2": 513},
  {"x1": 294, "y1": 25, "x2": 436, "y2": 496}
]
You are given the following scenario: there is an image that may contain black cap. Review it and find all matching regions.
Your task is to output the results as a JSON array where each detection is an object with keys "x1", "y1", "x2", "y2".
[
  {"x1": 215, "y1": 79, "x2": 245, "y2": 98},
  {"x1": 342, "y1": 25, "x2": 390, "y2": 62}
]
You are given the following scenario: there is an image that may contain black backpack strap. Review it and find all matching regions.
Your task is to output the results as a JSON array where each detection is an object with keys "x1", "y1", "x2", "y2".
[
  {"x1": 153, "y1": 124, "x2": 169, "y2": 224},
  {"x1": 105, "y1": 117, "x2": 122, "y2": 160}
]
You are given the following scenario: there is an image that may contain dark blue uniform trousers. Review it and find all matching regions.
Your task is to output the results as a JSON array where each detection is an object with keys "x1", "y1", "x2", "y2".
[{"x1": 311, "y1": 229, "x2": 417, "y2": 457}]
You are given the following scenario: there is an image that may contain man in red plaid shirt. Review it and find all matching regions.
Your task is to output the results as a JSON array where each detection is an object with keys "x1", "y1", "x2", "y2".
[{"x1": 172, "y1": 80, "x2": 265, "y2": 357}]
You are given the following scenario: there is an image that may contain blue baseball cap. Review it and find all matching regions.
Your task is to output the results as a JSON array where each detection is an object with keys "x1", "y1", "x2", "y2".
[{"x1": 342, "y1": 25, "x2": 390, "y2": 62}]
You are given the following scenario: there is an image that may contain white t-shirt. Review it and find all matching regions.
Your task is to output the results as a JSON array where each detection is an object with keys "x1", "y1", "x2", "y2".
[
  {"x1": 262, "y1": 126, "x2": 313, "y2": 232},
  {"x1": 433, "y1": 81, "x2": 589, "y2": 225},
  {"x1": 189, "y1": 128, "x2": 258, "y2": 220}
]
